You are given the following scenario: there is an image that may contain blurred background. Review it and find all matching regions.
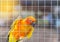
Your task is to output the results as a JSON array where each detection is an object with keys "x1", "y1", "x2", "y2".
[{"x1": 0, "y1": 0, "x2": 60, "y2": 42}]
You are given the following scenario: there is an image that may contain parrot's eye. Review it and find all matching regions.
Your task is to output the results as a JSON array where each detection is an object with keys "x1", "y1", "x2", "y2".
[{"x1": 29, "y1": 20, "x2": 32, "y2": 22}]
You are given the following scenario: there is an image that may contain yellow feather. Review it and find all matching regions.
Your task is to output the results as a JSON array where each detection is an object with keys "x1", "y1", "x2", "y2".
[
  {"x1": 9, "y1": 33, "x2": 17, "y2": 42},
  {"x1": 27, "y1": 27, "x2": 34, "y2": 39},
  {"x1": 8, "y1": 16, "x2": 36, "y2": 42}
]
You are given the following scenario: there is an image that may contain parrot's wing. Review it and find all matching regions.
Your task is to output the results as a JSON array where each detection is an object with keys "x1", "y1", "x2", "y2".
[
  {"x1": 7, "y1": 33, "x2": 17, "y2": 42},
  {"x1": 27, "y1": 27, "x2": 34, "y2": 39},
  {"x1": 7, "y1": 18, "x2": 23, "y2": 42},
  {"x1": 8, "y1": 17, "x2": 22, "y2": 34},
  {"x1": 8, "y1": 19, "x2": 18, "y2": 34},
  {"x1": 11, "y1": 17, "x2": 22, "y2": 29}
]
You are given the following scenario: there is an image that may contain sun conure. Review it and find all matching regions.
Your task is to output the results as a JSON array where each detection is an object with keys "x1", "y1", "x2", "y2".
[{"x1": 7, "y1": 16, "x2": 36, "y2": 42}]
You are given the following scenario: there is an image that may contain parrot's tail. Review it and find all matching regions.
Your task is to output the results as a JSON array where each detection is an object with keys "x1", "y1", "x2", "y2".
[
  {"x1": 6, "y1": 35, "x2": 19, "y2": 42},
  {"x1": 6, "y1": 34, "x2": 19, "y2": 42}
]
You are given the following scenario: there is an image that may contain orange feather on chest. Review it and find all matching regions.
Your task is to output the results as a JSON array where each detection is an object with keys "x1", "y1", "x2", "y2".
[{"x1": 12, "y1": 20, "x2": 29, "y2": 40}]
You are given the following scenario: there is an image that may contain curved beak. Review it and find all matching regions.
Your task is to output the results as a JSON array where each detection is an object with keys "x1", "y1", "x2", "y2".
[{"x1": 32, "y1": 22, "x2": 36, "y2": 27}]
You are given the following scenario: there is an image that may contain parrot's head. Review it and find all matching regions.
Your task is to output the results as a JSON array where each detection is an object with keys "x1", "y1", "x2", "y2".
[{"x1": 25, "y1": 16, "x2": 36, "y2": 27}]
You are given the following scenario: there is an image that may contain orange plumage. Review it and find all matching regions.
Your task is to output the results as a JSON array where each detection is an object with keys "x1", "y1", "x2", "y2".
[{"x1": 8, "y1": 16, "x2": 36, "y2": 42}]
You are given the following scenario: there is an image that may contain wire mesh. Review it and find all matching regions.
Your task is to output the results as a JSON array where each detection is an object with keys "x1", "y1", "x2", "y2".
[{"x1": 0, "y1": 0, "x2": 59, "y2": 42}]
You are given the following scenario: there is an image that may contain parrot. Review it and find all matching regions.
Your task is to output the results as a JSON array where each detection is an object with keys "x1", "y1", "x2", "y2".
[{"x1": 7, "y1": 16, "x2": 36, "y2": 42}]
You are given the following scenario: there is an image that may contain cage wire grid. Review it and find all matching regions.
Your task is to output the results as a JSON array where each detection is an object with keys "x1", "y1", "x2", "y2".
[{"x1": 0, "y1": 0, "x2": 59, "y2": 42}]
